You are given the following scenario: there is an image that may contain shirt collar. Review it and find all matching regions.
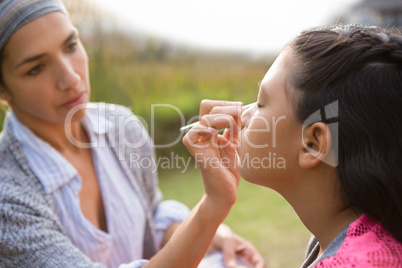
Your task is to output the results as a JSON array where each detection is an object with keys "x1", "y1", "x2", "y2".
[
  {"x1": 8, "y1": 110, "x2": 77, "y2": 194},
  {"x1": 8, "y1": 103, "x2": 114, "y2": 194},
  {"x1": 82, "y1": 103, "x2": 110, "y2": 135},
  {"x1": 8, "y1": 104, "x2": 113, "y2": 194},
  {"x1": 80, "y1": 103, "x2": 114, "y2": 151}
]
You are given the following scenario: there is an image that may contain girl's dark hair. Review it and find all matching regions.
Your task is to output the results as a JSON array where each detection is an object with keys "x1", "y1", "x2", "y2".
[{"x1": 289, "y1": 25, "x2": 402, "y2": 242}]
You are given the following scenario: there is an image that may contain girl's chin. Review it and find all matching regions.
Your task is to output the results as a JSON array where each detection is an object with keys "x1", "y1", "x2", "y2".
[{"x1": 238, "y1": 167, "x2": 252, "y2": 183}]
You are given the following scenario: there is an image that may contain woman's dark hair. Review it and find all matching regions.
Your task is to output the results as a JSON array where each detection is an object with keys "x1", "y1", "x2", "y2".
[
  {"x1": 0, "y1": 47, "x2": 4, "y2": 86},
  {"x1": 289, "y1": 25, "x2": 402, "y2": 242},
  {"x1": 0, "y1": 47, "x2": 9, "y2": 108}
]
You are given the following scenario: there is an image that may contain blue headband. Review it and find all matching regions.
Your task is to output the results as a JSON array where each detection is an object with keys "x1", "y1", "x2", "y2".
[{"x1": 0, "y1": 0, "x2": 67, "y2": 51}]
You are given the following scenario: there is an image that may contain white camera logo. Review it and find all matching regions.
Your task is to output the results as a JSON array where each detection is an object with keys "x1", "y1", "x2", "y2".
[{"x1": 302, "y1": 101, "x2": 339, "y2": 167}]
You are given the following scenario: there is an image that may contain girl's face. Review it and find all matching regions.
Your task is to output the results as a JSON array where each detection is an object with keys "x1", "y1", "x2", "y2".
[
  {"x1": 237, "y1": 48, "x2": 302, "y2": 188},
  {"x1": 0, "y1": 11, "x2": 90, "y2": 126}
]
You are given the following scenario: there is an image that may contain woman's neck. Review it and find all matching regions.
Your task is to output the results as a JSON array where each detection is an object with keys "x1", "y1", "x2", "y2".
[
  {"x1": 13, "y1": 111, "x2": 87, "y2": 153},
  {"x1": 35, "y1": 121, "x2": 86, "y2": 153}
]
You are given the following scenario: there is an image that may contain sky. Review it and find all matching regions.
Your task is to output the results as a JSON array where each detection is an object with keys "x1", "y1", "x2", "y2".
[{"x1": 96, "y1": 0, "x2": 362, "y2": 55}]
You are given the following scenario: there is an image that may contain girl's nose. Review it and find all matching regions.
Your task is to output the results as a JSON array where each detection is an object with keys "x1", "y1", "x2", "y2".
[
  {"x1": 56, "y1": 58, "x2": 80, "y2": 91},
  {"x1": 241, "y1": 104, "x2": 256, "y2": 128}
]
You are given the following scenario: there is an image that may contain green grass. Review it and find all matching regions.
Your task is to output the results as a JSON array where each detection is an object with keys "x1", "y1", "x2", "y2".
[{"x1": 159, "y1": 168, "x2": 311, "y2": 268}]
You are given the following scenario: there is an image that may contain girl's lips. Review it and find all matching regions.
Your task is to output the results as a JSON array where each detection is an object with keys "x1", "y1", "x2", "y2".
[
  {"x1": 62, "y1": 92, "x2": 85, "y2": 108},
  {"x1": 237, "y1": 128, "x2": 245, "y2": 150}
]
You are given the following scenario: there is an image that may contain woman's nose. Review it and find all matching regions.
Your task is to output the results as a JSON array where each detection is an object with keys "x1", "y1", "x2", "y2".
[{"x1": 56, "y1": 58, "x2": 80, "y2": 90}]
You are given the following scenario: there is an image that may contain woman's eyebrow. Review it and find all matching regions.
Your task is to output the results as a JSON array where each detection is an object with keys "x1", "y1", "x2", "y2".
[
  {"x1": 62, "y1": 30, "x2": 76, "y2": 46},
  {"x1": 14, "y1": 30, "x2": 77, "y2": 70},
  {"x1": 15, "y1": 53, "x2": 46, "y2": 69}
]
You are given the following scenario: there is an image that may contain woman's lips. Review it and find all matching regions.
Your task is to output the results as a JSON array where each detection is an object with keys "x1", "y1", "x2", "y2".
[{"x1": 62, "y1": 92, "x2": 86, "y2": 108}]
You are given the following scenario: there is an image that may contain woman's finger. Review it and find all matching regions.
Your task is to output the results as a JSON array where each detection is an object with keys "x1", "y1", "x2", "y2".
[
  {"x1": 182, "y1": 124, "x2": 217, "y2": 154},
  {"x1": 199, "y1": 100, "x2": 243, "y2": 119},
  {"x1": 209, "y1": 105, "x2": 243, "y2": 118},
  {"x1": 200, "y1": 114, "x2": 240, "y2": 136},
  {"x1": 234, "y1": 236, "x2": 266, "y2": 268}
]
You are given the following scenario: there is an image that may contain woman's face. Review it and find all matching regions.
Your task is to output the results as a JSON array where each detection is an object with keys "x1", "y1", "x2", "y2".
[
  {"x1": 0, "y1": 11, "x2": 90, "y2": 126},
  {"x1": 237, "y1": 48, "x2": 302, "y2": 188}
]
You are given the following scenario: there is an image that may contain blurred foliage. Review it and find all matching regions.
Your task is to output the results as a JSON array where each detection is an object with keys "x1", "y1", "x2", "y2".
[
  {"x1": 86, "y1": 49, "x2": 270, "y2": 160},
  {"x1": 63, "y1": 0, "x2": 274, "y2": 162},
  {"x1": 0, "y1": 0, "x2": 275, "y2": 166}
]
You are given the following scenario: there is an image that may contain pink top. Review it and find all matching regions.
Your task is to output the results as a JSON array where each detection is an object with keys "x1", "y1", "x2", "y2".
[{"x1": 315, "y1": 214, "x2": 402, "y2": 267}]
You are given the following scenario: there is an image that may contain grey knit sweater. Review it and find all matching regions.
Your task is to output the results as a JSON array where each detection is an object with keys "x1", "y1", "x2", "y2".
[{"x1": 0, "y1": 104, "x2": 161, "y2": 267}]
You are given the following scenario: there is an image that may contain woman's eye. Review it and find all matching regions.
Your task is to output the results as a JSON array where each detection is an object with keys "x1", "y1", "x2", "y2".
[
  {"x1": 67, "y1": 41, "x2": 77, "y2": 52},
  {"x1": 27, "y1": 64, "x2": 43, "y2": 76},
  {"x1": 257, "y1": 103, "x2": 263, "y2": 108}
]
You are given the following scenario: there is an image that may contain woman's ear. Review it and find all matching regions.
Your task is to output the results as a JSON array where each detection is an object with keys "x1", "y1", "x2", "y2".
[
  {"x1": 299, "y1": 122, "x2": 334, "y2": 169},
  {"x1": 0, "y1": 84, "x2": 11, "y2": 103}
]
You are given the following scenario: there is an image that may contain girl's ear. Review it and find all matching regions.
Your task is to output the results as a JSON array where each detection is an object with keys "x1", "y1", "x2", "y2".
[{"x1": 299, "y1": 122, "x2": 335, "y2": 169}]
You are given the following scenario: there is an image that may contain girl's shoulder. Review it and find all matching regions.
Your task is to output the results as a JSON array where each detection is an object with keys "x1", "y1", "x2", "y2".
[{"x1": 316, "y1": 215, "x2": 402, "y2": 267}]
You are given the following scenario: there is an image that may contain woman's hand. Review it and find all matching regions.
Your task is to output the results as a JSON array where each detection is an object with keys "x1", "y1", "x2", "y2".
[
  {"x1": 144, "y1": 100, "x2": 257, "y2": 268},
  {"x1": 182, "y1": 100, "x2": 244, "y2": 207},
  {"x1": 211, "y1": 224, "x2": 266, "y2": 268}
]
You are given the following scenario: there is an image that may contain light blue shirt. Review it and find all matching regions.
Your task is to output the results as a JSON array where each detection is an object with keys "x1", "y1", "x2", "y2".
[{"x1": 8, "y1": 107, "x2": 189, "y2": 268}]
